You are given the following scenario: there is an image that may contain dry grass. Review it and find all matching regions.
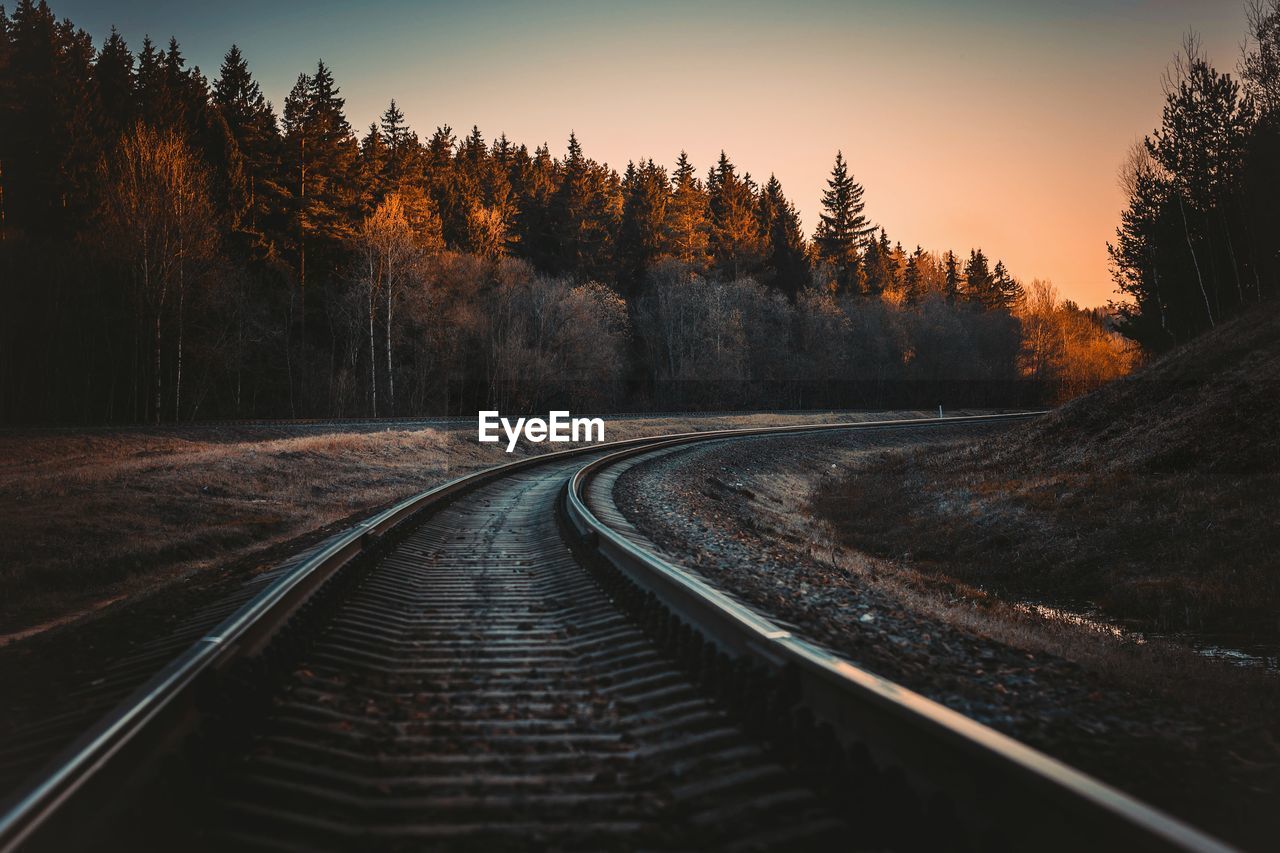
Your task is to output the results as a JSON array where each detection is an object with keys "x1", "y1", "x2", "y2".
[
  {"x1": 813, "y1": 446, "x2": 1280, "y2": 637},
  {"x1": 0, "y1": 411, "x2": 900, "y2": 642},
  {"x1": 811, "y1": 304, "x2": 1280, "y2": 643},
  {"x1": 708, "y1": 433, "x2": 1278, "y2": 728}
]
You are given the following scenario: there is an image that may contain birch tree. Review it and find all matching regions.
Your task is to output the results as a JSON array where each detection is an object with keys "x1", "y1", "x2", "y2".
[{"x1": 98, "y1": 123, "x2": 215, "y2": 423}]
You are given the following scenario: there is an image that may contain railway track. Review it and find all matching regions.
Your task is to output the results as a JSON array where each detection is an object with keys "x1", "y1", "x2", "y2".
[{"x1": 0, "y1": 415, "x2": 1235, "y2": 851}]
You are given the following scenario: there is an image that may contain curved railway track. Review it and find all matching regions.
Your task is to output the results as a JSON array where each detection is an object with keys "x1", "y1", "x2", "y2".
[{"x1": 0, "y1": 415, "x2": 1234, "y2": 852}]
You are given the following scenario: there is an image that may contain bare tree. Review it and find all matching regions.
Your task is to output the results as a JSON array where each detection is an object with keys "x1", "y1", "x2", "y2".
[
  {"x1": 1243, "y1": 0, "x2": 1280, "y2": 114},
  {"x1": 352, "y1": 192, "x2": 439, "y2": 415},
  {"x1": 98, "y1": 124, "x2": 216, "y2": 423}
]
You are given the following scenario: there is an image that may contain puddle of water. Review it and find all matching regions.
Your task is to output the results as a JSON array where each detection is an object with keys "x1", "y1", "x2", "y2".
[
  {"x1": 1014, "y1": 601, "x2": 1280, "y2": 673},
  {"x1": 1173, "y1": 641, "x2": 1280, "y2": 672}
]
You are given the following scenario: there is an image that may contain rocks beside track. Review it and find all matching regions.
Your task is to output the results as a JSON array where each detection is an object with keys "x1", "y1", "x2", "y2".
[{"x1": 612, "y1": 425, "x2": 1278, "y2": 848}]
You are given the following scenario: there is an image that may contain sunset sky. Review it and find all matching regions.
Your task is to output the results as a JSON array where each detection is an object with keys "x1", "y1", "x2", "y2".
[{"x1": 50, "y1": 0, "x2": 1247, "y2": 306}]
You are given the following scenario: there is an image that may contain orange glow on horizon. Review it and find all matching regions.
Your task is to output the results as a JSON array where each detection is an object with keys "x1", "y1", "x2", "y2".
[{"x1": 54, "y1": 0, "x2": 1248, "y2": 307}]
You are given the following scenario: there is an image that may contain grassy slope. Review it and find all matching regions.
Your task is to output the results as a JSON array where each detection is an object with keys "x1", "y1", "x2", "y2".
[{"x1": 813, "y1": 304, "x2": 1280, "y2": 636}]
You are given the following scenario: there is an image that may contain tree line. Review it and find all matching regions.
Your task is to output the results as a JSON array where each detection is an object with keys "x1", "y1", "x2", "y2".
[
  {"x1": 1110, "y1": 1, "x2": 1280, "y2": 350},
  {"x1": 0, "y1": 1, "x2": 1130, "y2": 423}
]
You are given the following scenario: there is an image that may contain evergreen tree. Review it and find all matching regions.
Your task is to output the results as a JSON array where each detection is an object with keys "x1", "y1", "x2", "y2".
[
  {"x1": 212, "y1": 44, "x2": 284, "y2": 243},
  {"x1": 3, "y1": 0, "x2": 99, "y2": 234},
  {"x1": 379, "y1": 100, "x2": 412, "y2": 167},
  {"x1": 1109, "y1": 147, "x2": 1180, "y2": 348},
  {"x1": 93, "y1": 27, "x2": 134, "y2": 140},
  {"x1": 454, "y1": 124, "x2": 487, "y2": 219},
  {"x1": 514, "y1": 142, "x2": 559, "y2": 270},
  {"x1": 757, "y1": 174, "x2": 808, "y2": 297},
  {"x1": 618, "y1": 158, "x2": 670, "y2": 291},
  {"x1": 358, "y1": 122, "x2": 387, "y2": 212},
  {"x1": 963, "y1": 248, "x2": 994, "y2": 306},
  {"x1": 661, "y1": 150, "x2": 710, "y2": 270},
  {"x1": 903, "y1": 245, "x2": 926, "y2": 305},
  {"x1": 943, "y1": 250, "x2": 962, "y2": 301},
  {"x1": 706, "y1": 150, "x2": 760, "y2": 279},
  {"x1": 991, "y1": 260, "x2": 1024, "y2": 310},
  {"x1": 281, "y1": 71, "x2": 312, "y2": 279},
  {"x1": 862, "y1": 228, "x2": 896, "y2": 296},
  {"x1": 454, "y1": 125, "x2": 516, "y2": 257},
  {"x1": 299, "y1": 59, "x2": 358, "y2": 262},
  {"x1": 813, "y1": 150, "x2": 874, "y2": 293},
  {"x1": 161, "y1": 37, "x2": 199, "y2": 131},
  {"x1": 491, "y1": 133, "x2": 513, "y2": 168},
  {"x1": 134, "y1": 35, "x2": 163, "y2": 126},
  {"x1": 51, "y1": 14, "x2": 100, "y2": 227},
  {"x1": 1146, "y1": 41, "x2": 1255, "y2": 329},
  {"x1": 890, "y1": 240, "x2": 907, "y2": 292},
  {"x1": 551, "y1": 132, "x2": 619, "y2": 279},
  {"x1": 423, "y1": 124, "x2": 467, "y2": 247}
]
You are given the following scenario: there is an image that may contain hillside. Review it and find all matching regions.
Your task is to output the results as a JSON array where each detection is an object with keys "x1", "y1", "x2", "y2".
[
  {"x1": 1017, "y1": 303, "x2": 1280, "y2": 476},
  {"x1": 814, "y1": 303, "x2": 1280, "y2": 640}
]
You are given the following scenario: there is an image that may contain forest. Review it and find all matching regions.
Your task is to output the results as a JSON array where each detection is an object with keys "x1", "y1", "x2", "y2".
[
  {"x1": 9, "y1": 1, "x2": 1267, "y2": 422},
  {"x1": 1109, "y1": 4, "x2": 1280, "y2": 351}
]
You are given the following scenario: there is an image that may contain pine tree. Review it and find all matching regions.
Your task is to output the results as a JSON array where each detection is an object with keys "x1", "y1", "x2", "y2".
[
  {"x1": 963, "y1": 248, "x2": 995, "y2": 307},
  {"x1": 300, "y1": 60, "x2": 358, "y2": 258},
  {"x1": 422, "y1": 124, "x2": 466, "y2": 247},
  {"x1": 453, "y1": 125, "x2": 516, "y2": 258},
  {"x1": 358, "y1": 122, "x2": 388, "y2": 212},
  {"x1": 661, "y1": 150, "x2": 710, "y2": 270},
  {"x1": 134, "y1": 35, "x2": 163, "y2": 126},
  {"x1": 551, "y1": 132, "x2": 619, "y2": 279},
  {"x1": 371, "y1": 101, "x2": 431, "y2": 236},
  {"x1": 279, "y1": 61, "x2": 356, "y2": 410},
  {"x1": 282, "y1": 72, "x2": 312, "y2": 290},
  {"x1": 491, "y1": 133, "x2": 513, "y2": 168},
  {"x1": 162, "y1": 37, "x2": 196, "y2": 130},
  {"x1": 1109, "y1": 152, "x2": 1178, "y2": 348},
  {"x1": 890, "y1": 240, "x2": 907, "y2": 291},
  {"x1": 3, "y1": 0, "x2": 102, "y2": 234},
  {"x1": 514, "y1": 142, "x2": 559, "y2": 270},
  {"x1": 903, "y1": 246, "x2": 926, "y2": 305},
  {"x1": 706, "y1": 151, "x2": 760, "y2": 279},
  {"x1": 93, "y1": 27, "x2": 134, "y2": 139},
  {"x1": 1147, "y1": 40, "x2": 1255, "y2": 329},
  {"x1": 991, "y1": 260, "x2": 1024, "y2": 310},
  {"x1": 212, "y1": 45, "x2": 284, "y2": 243},
  {"x1": 379, "y1": 100, "x2": 411, "y2": 163},
  {"x1": 51, "y1": 15, "x2": 100, "y2": 227},
  {"x1": 757, "y1": 174, "x2": 808, "y2": 297},
  {"x1": 862, "y1": 228, "x2": 897, "y2": 296},
  {"x1": 618, "y1": 158, "x2": 670, "y2": 290},
  {"x1": 813, "y1": 151, "x2": 874, "y2": 293},
  {"x1": 454, "y1": 124, "x2": 487, "y2": 218},
  {"x1": 943, "y1": 250, "x2": 962, "y2": 301}
]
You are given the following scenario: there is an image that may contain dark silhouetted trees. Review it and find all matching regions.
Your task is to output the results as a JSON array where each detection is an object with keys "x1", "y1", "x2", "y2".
[
  {"x1": 813, "y1": 151, "x2": 873, "y2": 293},
  {"x1": 0, "y1": 1, "x2": 1152, "y2": 422},
  {"x1": 1110, "y1": 20, "x2": 1279, "y2": 351}
]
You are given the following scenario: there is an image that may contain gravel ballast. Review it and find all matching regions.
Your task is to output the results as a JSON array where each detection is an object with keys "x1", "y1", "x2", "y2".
[{"x1": 611, "y1": 423, "x2": 1278, "y2": 848}]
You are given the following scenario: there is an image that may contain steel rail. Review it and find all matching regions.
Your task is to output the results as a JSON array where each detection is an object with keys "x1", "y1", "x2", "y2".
[
  {"x1": 563, "y1": 420, "x2": 1236, "y2": 853},
  {"x1": 1, "y1": 411, "x2": 1037, "y2": 851}
]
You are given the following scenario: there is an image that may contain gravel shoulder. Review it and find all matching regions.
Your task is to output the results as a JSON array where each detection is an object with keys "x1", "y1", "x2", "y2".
[{"x1": 612, "y1": 424, "x2": 1280, "y2": 850}]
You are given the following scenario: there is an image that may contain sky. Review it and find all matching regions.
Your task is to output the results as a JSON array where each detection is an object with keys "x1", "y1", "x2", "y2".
[{"x1": 44, "y1": 0, "x2": 1249, "y2": 307}]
